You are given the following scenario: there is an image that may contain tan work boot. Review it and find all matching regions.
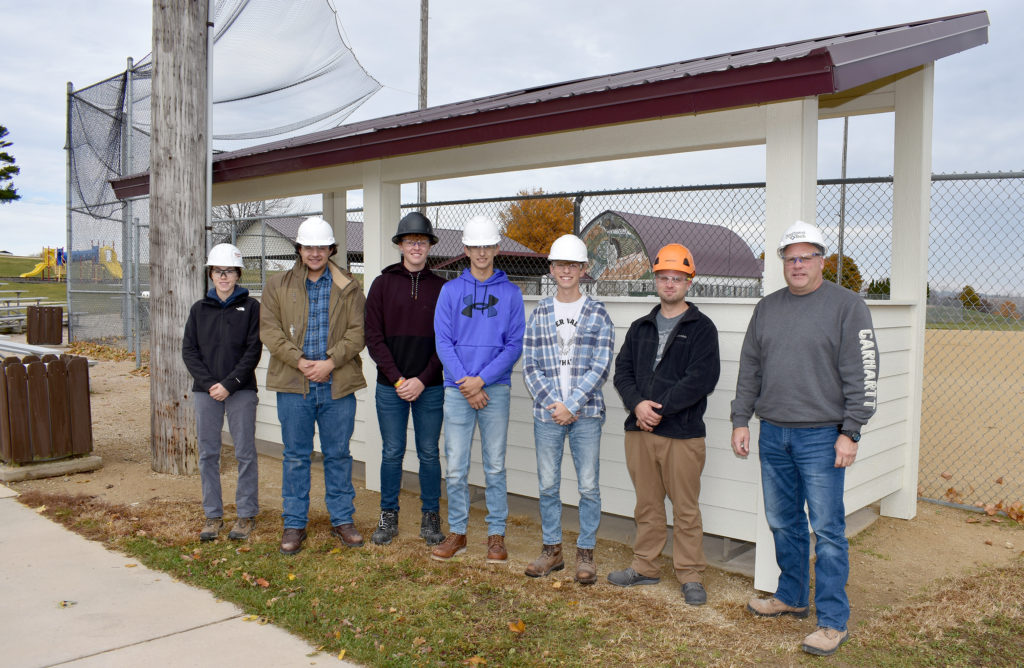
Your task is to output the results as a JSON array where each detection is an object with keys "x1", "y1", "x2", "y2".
[
  {"x1": 801, "y1": 627, "x2": 849, "y2": 656},
  {"x1": 574, "y1": 547, "x2": 597, "y2": 585},
  {"x1": 199, "y1": 518, "x2": 223, "y2": 542},
  {"x1": 431, "y1": 533, "x2": 467, "y2": 561},
  {"x1": 524, "y1": 544, "x2": 563, "y2": 578},
  {"x1": 486, "y1": 534, "x2": 508, "y2": 563},
  {"x1": 747, "y1": 596, "x2": 809, "y2": 618},
  {"x1": 227, "y1": 517, "x2": 255, "y2": 541}
]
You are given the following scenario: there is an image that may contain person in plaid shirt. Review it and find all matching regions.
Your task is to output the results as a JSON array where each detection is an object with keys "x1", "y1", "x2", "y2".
[{"x1": 522, "y1": 234, "x2": 614, "y2": 585}]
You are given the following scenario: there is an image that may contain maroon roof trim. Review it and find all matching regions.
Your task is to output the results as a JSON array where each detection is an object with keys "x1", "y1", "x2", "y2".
[{"x1": 111, "y1": 12, "x2": 988, "y2": 200}]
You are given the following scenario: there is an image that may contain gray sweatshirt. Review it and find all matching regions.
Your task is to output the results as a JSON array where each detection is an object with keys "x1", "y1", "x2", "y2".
[{"x1": 730, "y1": 280, "x2": 878, "y2": 432}]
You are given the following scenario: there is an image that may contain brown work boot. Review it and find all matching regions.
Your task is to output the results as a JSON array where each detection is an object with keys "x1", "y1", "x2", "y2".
[
  {"x1": 279, "y1": 527, "x2": 307, "y2": 555},
  {"x1": 574, "y1": 547, "x2": 597, "y2": 585},
  {"x1": 524, "y1": 544, "x2": 563, "y2": 578},
  {"x1": 747, "y1": 596, "x2": 810, "y2": 618},
  {"x1": 431, "y1": 532, "x2": 467, "y2": 561},
  {"x1": 199, "y1": 518, "x2": 223, "y2": 542},
  {"x1": 486, "y1": 534, "x2": 508, "y2": 563},
  {"x1": 331, "y1": 523, "x2": 364, "y2": 548},
  {"x1": 227, "y1": 517, "x2": 255, "y2": 541},
  {"x1": 801, "y1": 627, "x2": 849, "y2": 656}
]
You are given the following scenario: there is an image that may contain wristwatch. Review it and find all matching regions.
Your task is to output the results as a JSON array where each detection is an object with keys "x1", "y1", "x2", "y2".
[{"x1": 838, "y1": 428, "x2": 861, "y2": 442}]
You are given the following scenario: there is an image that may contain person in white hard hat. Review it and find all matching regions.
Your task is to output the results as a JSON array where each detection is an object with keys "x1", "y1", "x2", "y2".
[
  {"x1": 730, "y1": 220, "x2": 878, "y2": 657},
  {"x1": 430, "y1": 216, "x2": 525, "y2": 564},
  {"x1": 521, "y1": 234, "x2": 614, "y2": 584},
  {"x1": 182, "y1": 243, "x2": 263, "y2": 542},
  {"x1": 260, "y1": 216, "x2": 367, "y2": 555}
]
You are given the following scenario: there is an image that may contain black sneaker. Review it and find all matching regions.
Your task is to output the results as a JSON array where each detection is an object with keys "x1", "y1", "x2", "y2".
[
  {"x1": 371, "y1": 509, "x2": 399, "y2": 545},
  {"x1": 420, "y1": 511, "x2": 444, "y2": 545},
  {"x1": 607, "y1": 567, "x2": 660, "y2": 587}
]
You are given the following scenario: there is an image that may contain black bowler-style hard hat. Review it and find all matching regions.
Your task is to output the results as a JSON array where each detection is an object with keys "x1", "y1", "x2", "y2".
[{"x1": 392, "y1": 212, "x2": 439, "y2": 245}]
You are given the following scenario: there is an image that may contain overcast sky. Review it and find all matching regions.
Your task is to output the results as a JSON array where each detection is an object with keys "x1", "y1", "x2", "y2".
[{"x1": 1, "y1": 0, "x2": 1020, "y2": 255}]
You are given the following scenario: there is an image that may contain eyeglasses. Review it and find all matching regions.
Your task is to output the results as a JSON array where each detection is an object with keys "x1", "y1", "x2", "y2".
[
  {"x1": 401, "y1": 239, "x2": 430, "y2": 248},
  {"x1": 782, "y1": 252, "x2": 822, "y2": 266},
  {"x1": 655, "y1": 274, "x2": 691, "y2": 284},
  {"x1": 211, "y1": 267, "x2": 238, "y2": 278},
  {"x1": 551, "y1": 261, "x2": 582, "y2": 270}
]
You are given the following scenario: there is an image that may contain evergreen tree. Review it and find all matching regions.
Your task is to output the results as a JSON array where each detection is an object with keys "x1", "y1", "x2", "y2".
[{"x1": 0, "y1": 125, "x2": 20, "y2": 203}]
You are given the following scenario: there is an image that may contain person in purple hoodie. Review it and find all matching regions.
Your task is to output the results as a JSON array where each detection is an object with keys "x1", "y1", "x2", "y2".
[
  {"x1": 430, "y1": 216, "x2": 525, "y2": 564},
  {"x1": 364, "y1": 212, "x2": 447, "y2": 547}
]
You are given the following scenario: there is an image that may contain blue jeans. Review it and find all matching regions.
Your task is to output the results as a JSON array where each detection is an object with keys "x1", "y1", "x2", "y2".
[
  {"x1": 195, "y1": 390, "x2": 259, "y2": 519},
  {"x1": 277, "y1": 387, "x2": 356, "y2": 529},
  {"x1": 443, "y1": 384, "x2": 510, "y2": 535},
  {"x1": 759, "y1": 421, "x2": 849, "y2": 631},
  {"x1": 376, "y1": 383, "x2": 443, "y2": 513},
  {"x1": 534, "y1": 417, "x2": 603, "y2": 549}
]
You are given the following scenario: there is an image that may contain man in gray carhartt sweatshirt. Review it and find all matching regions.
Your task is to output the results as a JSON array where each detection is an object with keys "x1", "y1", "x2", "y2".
[{"x1": 730, "y1": 220, "x2": 878, "y2": 658}]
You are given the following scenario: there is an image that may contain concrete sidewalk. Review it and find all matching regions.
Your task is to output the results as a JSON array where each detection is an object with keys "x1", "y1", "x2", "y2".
[{"x1": 0, "y1": 485, "x2": 355, "y2": 667}]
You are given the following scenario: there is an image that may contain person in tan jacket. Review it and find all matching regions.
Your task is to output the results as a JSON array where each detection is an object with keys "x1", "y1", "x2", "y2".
[{"x1": 260, "y1": 216, "x2": 366, "y2": 555}]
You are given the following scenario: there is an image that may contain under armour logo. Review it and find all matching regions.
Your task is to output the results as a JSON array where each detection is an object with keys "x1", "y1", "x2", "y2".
[{"x1": 462, "y1": 294, "x2": 499, "y2": 317}]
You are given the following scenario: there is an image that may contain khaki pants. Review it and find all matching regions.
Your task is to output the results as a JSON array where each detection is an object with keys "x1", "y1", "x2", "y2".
[{"x1": 624, "y1": 431, "x2": 706, "y2": 584}]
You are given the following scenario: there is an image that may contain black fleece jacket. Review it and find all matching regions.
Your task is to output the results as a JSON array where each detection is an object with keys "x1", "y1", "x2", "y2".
[
  {"x1": 182, "y1": 286, "x2": 262, "y2": 394},
  {"x1": 613, "y1": 302, "x2": 721, "y2": 439}
]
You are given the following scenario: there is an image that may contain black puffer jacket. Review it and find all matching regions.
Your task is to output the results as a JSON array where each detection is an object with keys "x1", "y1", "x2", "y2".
[
  {"x1": 613, "y1": 303, "x2": 720, "y2": 439},
  {"x1": 182, "y1": 286, "x2": 262, "y2": 394}
]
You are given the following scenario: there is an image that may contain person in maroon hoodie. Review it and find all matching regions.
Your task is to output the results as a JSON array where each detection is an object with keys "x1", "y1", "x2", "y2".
[{"x1": 364, "y1": 212, "x2": 448, "y2": 546}]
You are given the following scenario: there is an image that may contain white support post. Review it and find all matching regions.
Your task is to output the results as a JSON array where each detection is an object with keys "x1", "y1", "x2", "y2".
[
  {"x1": 754, "y1": 98, "x2": 819, "y2": 593},
  {"x1": 359, "y1": 161, "x2": 401, "y2": 493},
  {"x1": 322, "y1": 190, "x2": 348, "y2": 269},
  {"x1": 882, "y1": 64, "x2": 933, "y2": 520}
]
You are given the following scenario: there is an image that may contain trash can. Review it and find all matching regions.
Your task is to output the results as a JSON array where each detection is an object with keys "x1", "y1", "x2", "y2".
[{"x1": 26, "y1": 306, "x2": 63, "y2": 345}]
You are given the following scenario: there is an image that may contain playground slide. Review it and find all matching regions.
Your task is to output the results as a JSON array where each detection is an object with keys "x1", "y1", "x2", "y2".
[
  {"x1": 19, "y1": 261, "x2": 49, "y2": 278},
  {"x1": 101, "y1": 260, "x2": 123, "y2": 280}
]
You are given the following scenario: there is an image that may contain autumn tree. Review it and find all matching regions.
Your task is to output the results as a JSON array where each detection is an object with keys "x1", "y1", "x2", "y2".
[
  {"x1": 822, "y1": 253, "x2": 863, "y2": 293},
  {"x1": 996, "y1": 300, "x2": 1021, "y2": 320},
  {"x1": 497, "y1": 188, "x2": 574, "y2": 254},
  {"x1": 958, "y1": 285, "x2": 986, "y2": 312},
  {"x1": 0, "y1": 125, "x2": 20, "y2": 203}
]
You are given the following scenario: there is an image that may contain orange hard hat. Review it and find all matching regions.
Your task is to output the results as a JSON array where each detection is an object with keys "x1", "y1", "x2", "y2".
[{"x1": 652, "y1": 243, "x2": 695, "y2": 275}]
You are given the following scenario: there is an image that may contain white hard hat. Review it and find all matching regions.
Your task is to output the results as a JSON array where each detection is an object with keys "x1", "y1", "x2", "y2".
[
  {"x1": 206, "y1": 243, "x2": 244, "y2": 268},
  {"x1": 547, "y1": 234, "x2": 588, "y2": 263},
  {"x1": 777, "y1": 220, "x2": 826, "y2": 258},
  {"x1": 295, "y1": 216, "x2": 336, "y2": 246},
  {"x1": 461, "y1": 216, "x2": 501, "y2": 246}
]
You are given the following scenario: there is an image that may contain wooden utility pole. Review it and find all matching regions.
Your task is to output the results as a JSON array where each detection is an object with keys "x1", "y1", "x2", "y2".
[{"x1": 149, "y1": 0, "x2": 209, "y2": 474}]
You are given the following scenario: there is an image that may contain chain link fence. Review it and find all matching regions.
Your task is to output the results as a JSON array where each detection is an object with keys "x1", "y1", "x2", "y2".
[{"x1": 65, "y1": 166, "x2": 1024, "y2": 512}]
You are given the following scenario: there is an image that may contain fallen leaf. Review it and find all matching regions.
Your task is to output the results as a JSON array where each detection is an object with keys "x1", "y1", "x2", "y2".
[
  {"x1": 34, "y1": 505, "x2": 47, "y2": 513},
  {"x1": 996, "y1": 476, "x2": 1004, "y2": 484},
  {"x1": 266, "y1": 597, "x2": 279, "y2": 608},
  {"x1": 413, "y1": 636, "x2": 427, "y2": 646},
  {"x1": 389, "y1": 607, "x2": 398, "y2": 613},
  {"x1": 125, "y1": 563, "x2": 137, "y2": 568},
  {"x1": 984, "y1": 504, "x2": 997, "y2": 516},
  {"x1": 58, "y1": 600, "x2": 77, "y2": 608},
  {"x1": 990, "y1": 518, "x2": 1004, "y2": 524},
  {"x1": 288, "y1": 573, "x2": 297, "y2": 581},
  {"x1": 242, "y1": 614, "x2": 259, "y2": 622},
  {"x1": 255, "y1": 577, "x2": 270, "y2": 588},
  {"x1": 257, "y1": 616, "x2": 269, "y2": 625},
  {"x1": 966, "y1": 517, "x2": 981, "y2": 524},
  {"x1": 551, "y1": 580, "x2": 563, "y2": 589},
  {"x1": 338, "y1": 649, "x2": 346, "y2": 660},
  {"x1": 940, "y1": 472, "x2": 952, "y2": 480},
  {"x1": 1005, "y1": 542, "x2": 1015, "y2": 550},
  {"x1": 329, "y1": 547, "x2": 341, "y2": 555},
  {"x1": 236, "y1": 546, "x2": 251, "y2": 553},
  {"x1": 508, "y1": 619, "x2": 525, "y2": 634},
  {"x1": 464, "y1": 657, "x2": 487, "y2": 665},
  {"x1": 985, "y1": 539, "x2": 993, "y2": 546},
  {"x1": 334, "y1": 630, "x2": 341, "y2": 639}
]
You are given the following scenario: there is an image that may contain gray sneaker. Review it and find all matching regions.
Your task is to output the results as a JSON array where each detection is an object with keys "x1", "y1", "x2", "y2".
[
  {"x1": 228, "y1": 517, "x2": 255, "y2": 541},
  {"x1": 607, "y1": 567, "x2": 660, "y2": 587},
  {"x1": 371, "y1": 510, "x2": 399, "y2": 545},
  {"x1": 681, "y1": 581, "x2": 707, "y2": 606},
  {"x1": 199, "y1": 518, "x2": 223, "y2": 542}
]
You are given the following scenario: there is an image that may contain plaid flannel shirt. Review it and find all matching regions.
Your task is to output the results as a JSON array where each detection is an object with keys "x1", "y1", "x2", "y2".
[
  {"x1": 522, "y1": 296, "x2": 615, "y2": 422},
  {"x1": 303, "y1": 269, "x2": 333, "y2": 385}
]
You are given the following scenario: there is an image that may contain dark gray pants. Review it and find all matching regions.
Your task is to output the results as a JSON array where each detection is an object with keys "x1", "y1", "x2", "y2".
[{"x1": 195, "y1": 390, "x2": 259, "y2": 519}]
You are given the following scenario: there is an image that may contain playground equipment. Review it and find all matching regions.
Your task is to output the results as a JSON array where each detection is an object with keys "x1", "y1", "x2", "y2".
[
  {"x1": 20, "y1": 247, "x2": 67, "y2": 280},
  {"x1": 69, "y1": 245, "x2": 123, "y2": 280}
]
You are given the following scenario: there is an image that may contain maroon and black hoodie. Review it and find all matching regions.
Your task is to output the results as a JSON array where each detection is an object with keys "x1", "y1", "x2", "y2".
[{"x1": 364, "y1": 262, "x2": 446, "y2": 387}]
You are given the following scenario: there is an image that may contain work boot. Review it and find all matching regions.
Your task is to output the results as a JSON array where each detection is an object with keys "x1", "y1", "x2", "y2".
[
  {"x1": 486, "y1": 534, "x2": 508, "y2": 564},
  {"x1": 747, "y1": 596, "x2": 810, "y2": 618},
  {"x1": 431, "y1": 533, "x2": 467, "y2": 561},
  {"x1": 574, "y1": 547, "x2": 597, "y2": 585},
  {"x1": 524, "y1": 544, "x2": 564, "y2": 578},
  {"x1": 420, "y1": 511, "x2": 445, "y2": 545},
  {"x1": 371, "y1": 510, "x2": 399, "y2": 545},
  {"x1": 801, "y1": 627, "x2": 850, "y2": 656},
  {"x1": 227, "y1": 517, "x2": 255, "y2": 541},
  {"x1": 331, "y1": 523, "x2": 364, "y2": 548},
  {"x1": 279, "y1": 527, "x2": 307, "y2": 555},
  {"x1": 199, "y1": 518, "x2": 223, "y2": 542}
]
